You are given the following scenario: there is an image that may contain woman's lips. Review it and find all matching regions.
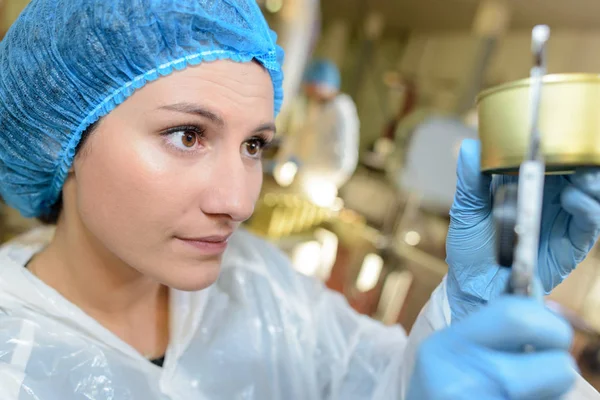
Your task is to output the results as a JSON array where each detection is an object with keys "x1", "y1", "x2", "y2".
[{"x1": 176, "y1": 234, "x2": 231, "y2": 255}]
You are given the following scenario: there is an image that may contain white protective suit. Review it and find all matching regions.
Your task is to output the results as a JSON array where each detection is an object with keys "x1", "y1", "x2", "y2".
[{"x1": 0, "y1": 227, "x2": 597, "y2": 399}]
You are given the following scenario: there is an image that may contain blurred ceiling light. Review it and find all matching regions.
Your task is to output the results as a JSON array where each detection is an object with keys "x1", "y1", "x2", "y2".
[
  {"x1": 356, "y1": 253, "x2": 384, "y2": 293},
  {"x1": 292, "y1": 241, "x2": 321, "y2": 277},
  {"x1": 274, "y1": 161, "x2": 298, "y2": 187},
  {"x1": 315, "y1": 228, "x2": 339, "y2": 281},
  {"x1": 404, "y1": 231, "x2": 421, "y2": 247},
  {"x1": 265, "y1": 0, "x2": 283, "y2": 13},
  {"x1": 305, "y1": 179, "x2": 338, "y2": 208}
]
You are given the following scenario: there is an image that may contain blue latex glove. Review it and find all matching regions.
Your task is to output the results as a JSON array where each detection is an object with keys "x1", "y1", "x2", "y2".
[
  {"x1": 446, "y1": 139, "x2": 600, "y2": 321},
  {"x1": 408, "y1": 297, "x2": 576, "y2": 399}
]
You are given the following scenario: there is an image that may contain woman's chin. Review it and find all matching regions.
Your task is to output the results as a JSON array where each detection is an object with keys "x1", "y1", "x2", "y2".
[{"x1": 159, "y1": 259, "x2": 222, "y2": 292}]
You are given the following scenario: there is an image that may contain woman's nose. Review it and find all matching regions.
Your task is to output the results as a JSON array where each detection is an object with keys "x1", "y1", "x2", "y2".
[{"x1": 199, "y1": 156, "x2": 258, "y2": 222}]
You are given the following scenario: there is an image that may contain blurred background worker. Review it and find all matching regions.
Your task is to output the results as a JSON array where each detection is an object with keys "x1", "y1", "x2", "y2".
[{"x1": 273, "y1": 59, "x2": 360, "y2": 205}]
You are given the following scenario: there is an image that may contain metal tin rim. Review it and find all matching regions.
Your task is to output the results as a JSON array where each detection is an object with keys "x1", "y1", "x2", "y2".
[{"x1": 476, "y1": 73, "x2": 600, "y2": 104}]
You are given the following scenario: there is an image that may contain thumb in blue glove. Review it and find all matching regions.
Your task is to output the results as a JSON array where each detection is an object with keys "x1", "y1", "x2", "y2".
[
  {"x1": 446, "y1": 139, "x2": 600, "y2": 321},
  {"x1": 407, "y1": 296, "x2": 577, "y2": 400}
]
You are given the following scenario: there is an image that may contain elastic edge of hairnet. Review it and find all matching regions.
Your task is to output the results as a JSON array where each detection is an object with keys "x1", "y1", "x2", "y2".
[{"x1": 39, "y1": 49, "x2": 283, "y2": 218}]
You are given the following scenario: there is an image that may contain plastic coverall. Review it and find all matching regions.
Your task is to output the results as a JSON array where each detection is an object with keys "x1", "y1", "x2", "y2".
[
  {"x1": 277, "y1": 93, "x2": 360, "y2": 191},
  {"x1": 0, "y1": 227, "x2": 597, "y2": 399}
]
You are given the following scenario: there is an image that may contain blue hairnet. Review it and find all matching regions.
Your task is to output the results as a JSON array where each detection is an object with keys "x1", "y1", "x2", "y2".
[
  {"x1": 0, "y1": 0, "x2": 284, "y2": 218},
  {"x1": 303, "y1": 59, "x2": 341, "y2": 90}
]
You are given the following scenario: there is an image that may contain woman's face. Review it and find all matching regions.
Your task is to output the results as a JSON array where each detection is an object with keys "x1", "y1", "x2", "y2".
[{"x1": 66, "y1": 60, "x2": 274, "y2": 291}]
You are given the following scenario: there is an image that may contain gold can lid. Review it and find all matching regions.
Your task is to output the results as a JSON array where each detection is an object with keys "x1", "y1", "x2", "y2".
[{"x1": 476, "y1": 73, "x2": 600, "y2": 104}]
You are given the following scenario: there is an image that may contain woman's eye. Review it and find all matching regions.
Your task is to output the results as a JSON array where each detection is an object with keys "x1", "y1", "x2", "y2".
[
  {"x1": 164, "y1": 128, "x2": 202, "y2": 152},
  {"x1": 243, "y1": 138, "x2": 267, "y2": 158},
  {"x1": 180, "y1": 132, "x2": 197, "y2": 148}
]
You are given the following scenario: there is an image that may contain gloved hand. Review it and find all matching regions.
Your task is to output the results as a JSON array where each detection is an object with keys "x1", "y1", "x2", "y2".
[
  {"x1": 446, "y1": 139, "x2": 600, "y2": 321},
  {"x1": 407, "y1": 297, "x2": 576, "y2": 400}
]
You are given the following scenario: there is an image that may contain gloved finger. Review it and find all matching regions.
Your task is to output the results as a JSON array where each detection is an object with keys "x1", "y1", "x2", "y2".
[
  {"x1": 453, "y1": 297, "x2": 573, "y2": 352},
  {"x1": 492, "y1": 351, "x2": 577, "y2": 400},
  {"x1": 450, "y1": 139, "x2": 493, "y2": 226},
  {"x1": 561, "y1": 185, "x2": 600, "y2": 249},
  {"x1": 568, "y1": 168, "x2": 600, "y2": 201}
]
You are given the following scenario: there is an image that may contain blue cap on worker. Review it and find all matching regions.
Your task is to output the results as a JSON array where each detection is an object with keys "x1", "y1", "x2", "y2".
[
  {"x1": 0, "y1": 0, "x2": 284, "y2": 218},
  {"x1": 303, "y1": 59, "x2": 341, "y2": 91}
]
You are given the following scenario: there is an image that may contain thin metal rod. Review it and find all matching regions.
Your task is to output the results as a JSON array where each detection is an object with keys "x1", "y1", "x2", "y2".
[
  {"x1": 527, "y1": 25, "x2": 550, "y2": 161},
  {"x1": 507, "y1": 25, "x2": 550, "y2": 297}
]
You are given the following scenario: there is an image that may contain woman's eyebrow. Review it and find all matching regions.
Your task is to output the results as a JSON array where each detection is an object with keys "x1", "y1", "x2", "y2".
[
  {"x1": 253, "y1": 122, "x2": 277, "y2": 135},
  {"x1": 158, "y1": 102, "x2": 224, "y2": 127},
  {"x1": 159, "y1": 102, "x2": 276, "y2": 134}
]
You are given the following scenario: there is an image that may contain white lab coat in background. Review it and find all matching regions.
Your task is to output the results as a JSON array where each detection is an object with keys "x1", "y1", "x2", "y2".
[{"x1": 0, "y1": 227, "x2": 596, "y2": 399}]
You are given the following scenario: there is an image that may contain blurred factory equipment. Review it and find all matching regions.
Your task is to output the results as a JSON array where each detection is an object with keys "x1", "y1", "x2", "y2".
[
  {"x1": 317, "y1": 19, "x2": 351, "y2": 68},
  {"x1": 349, "y1": 11, "x2": 385, "y2": 99},
  {"x1": 388, "y1": 0, "x2": 510, "y2": 213},
  {"x1": 257, "y1": 0, "x2": 321, "y2": 119},
  {"x1": 343, "y1": 1, "x2": 512, "y2": 251},
  {"x1": 245, "y1": 190, "x2": 345, "y2": 239},
  {"x1": 324, "y1": 0, "x2": 514, "y2": 329}
]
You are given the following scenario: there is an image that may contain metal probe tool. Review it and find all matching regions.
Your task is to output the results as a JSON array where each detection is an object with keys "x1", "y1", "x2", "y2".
[{"x1": 493, "y1": 25, "x2": 550, "y2": 297}]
